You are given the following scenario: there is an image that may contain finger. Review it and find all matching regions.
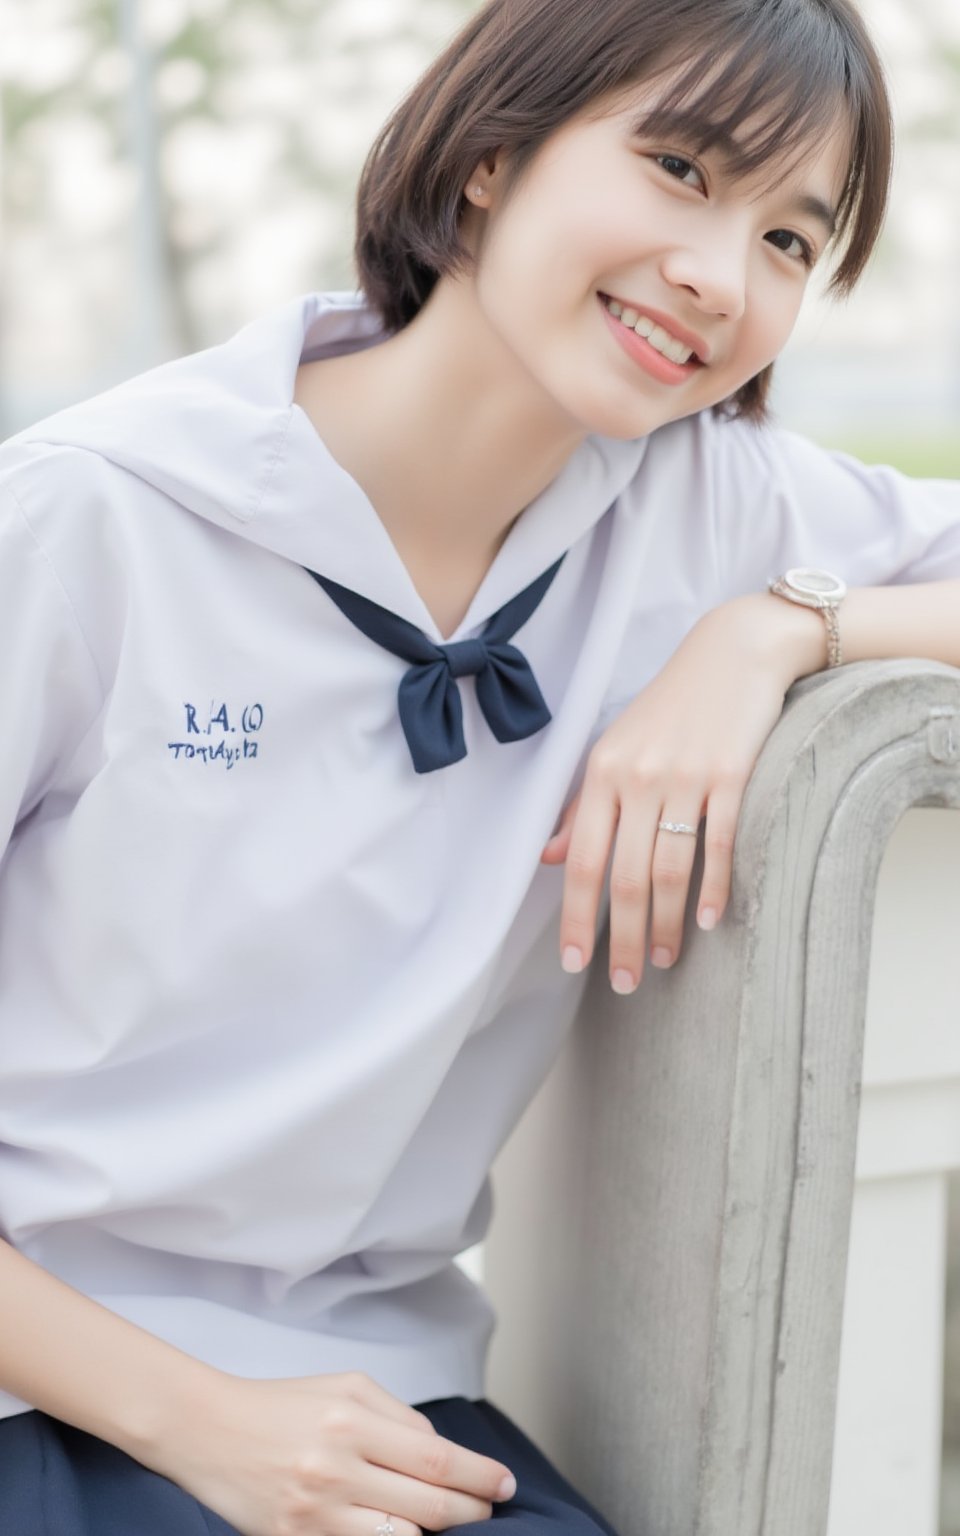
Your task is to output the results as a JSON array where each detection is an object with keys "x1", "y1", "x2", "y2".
[
  {"x1": 357, "y1": 1463, "x2": 494, "y2": 1534},
  {"x1": 648, "y1": 808, "x2": 703, "y2": 969},
  {"x1": 606, "y1": 800, "x2": 659, "y2": 992},
  {"x1": 540, "y1": 792, "x2": 580, "y2": 864},
  {"x1": 363, "y1": 1417, "x2": 514, "y2": 1507},
  {"x1": 696, "y1": 779, "x2": 744, "y2": 929},
  {"x1": 349, "y1": 1510, "x2": 421, "y2": 1536},
  {"x1": 556, "y1": 771, "x2": 620, "y2": 970},
  {"x1": 340, "y1": 1373, "x2": 438, "y2": 1436}
]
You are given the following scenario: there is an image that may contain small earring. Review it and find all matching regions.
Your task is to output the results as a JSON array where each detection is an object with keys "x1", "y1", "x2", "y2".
[{"x1": 473, "y1": 185, "x2": 487, "y2": 200}]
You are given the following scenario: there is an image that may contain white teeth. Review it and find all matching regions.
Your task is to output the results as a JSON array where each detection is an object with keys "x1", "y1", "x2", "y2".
[{"x1": 605, "y1": 297, "x2": 696, "y2": 365}]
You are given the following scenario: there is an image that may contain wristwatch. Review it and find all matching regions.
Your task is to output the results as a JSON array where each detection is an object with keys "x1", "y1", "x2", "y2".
[{"x1": 767, "y1": 567, "x2": 847, "y2": 669}]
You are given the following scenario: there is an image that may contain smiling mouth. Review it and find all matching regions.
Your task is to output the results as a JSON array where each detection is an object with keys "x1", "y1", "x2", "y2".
[{"x1": 599, "y1": 293, "x2": 706, "y2": 367}]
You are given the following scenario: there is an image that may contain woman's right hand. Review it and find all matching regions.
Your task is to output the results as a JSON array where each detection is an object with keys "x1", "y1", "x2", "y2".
[{"x1": 149, "y1": 1369, "x2": 517, "y2": 1536}]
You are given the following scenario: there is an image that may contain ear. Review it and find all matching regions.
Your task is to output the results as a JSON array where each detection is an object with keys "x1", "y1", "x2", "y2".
[
  {"x1": 463, "y1": 180, "x2": 491, "y2": 210},
  {"x1": 463, "y1": 151, "x2": 505, "y2": 208}
]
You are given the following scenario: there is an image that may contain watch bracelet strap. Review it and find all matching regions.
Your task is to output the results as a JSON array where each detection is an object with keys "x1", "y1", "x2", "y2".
[
  {"x1": 769, "y1": 579, "x2": 844, "y2": 669},
  {"x1": 821, "y1": 601, "x2": 843, "y2": 669}
]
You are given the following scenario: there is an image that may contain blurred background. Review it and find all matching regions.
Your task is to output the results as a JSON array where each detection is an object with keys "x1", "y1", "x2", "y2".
[
  {"x1": 1, "y1": 0, "x2": 959, "y2": 469},
  {"x1": 1, "y1": 0, "x2": 958, "y2": 1529}
]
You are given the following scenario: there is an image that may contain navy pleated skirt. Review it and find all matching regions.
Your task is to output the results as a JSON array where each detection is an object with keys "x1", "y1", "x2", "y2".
[{"x1": 0, "y1": 1396, "x2": 621, "y2": 1535}]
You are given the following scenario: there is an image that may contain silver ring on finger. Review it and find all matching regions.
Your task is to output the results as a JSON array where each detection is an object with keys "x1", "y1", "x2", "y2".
[
  {"x1": 375, "y1": 1518, "x2": 395, "y2": 1536},
  {"x1": 658, "y1": 819, "x2": 698, "y2": 836}
]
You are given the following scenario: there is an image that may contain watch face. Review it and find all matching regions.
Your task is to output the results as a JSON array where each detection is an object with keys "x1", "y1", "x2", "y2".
[{"x1": 785, "y1": 567, "x2": 847, "y2": 602}]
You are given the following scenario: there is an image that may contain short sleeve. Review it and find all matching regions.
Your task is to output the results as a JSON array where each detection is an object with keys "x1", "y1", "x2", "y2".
[
  {"x1": 0, "y1": 479, "x2": 104, "y2": 850},
  {"x1": 704, "y1": 412, "x2": 960, "y2": 599}
]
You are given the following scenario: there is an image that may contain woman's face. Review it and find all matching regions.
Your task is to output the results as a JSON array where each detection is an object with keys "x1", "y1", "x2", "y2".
[{"x1": 463, "y1": 81, "x2": 852, "y2": 440}]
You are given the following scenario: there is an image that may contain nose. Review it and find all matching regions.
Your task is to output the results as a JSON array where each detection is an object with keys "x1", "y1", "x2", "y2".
[{"x1": 659, "y1": 222, "x2": 749, "y2": 321}]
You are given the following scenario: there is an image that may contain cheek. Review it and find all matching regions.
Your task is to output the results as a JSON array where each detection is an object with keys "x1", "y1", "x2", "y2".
[
  {"x1": 772, "y1": 302, "x2": 805, "y2": 362},
  {"x1": 746, "y1": 279, "x2": 806, "y2": 366},
  {"x1": 474, "y1": 213, "x2": 587, "y2": 332},
  {"x1": 479, "y1": 174, "x2": 632, "y2": 306}
]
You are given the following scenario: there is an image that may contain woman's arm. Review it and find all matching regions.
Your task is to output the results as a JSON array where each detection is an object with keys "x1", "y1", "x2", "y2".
[
  {"x1": 544, "y1": 577, "x2": 960, "y2": 995},
  {"x1": 737, "y1": 577, "x2": 960, "y2": 681},
  {"x1": 0, "y1": 1235, "x2": 221, "y2": 1456},
  {"x1": 0, "y1": 1237, "x2": 516, "y2": 1533}
]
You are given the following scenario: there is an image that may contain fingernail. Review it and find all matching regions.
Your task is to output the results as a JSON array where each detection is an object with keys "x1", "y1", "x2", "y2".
[
  {"x1": 698, "y1": 908, "x2": 717, "y2": 931},
  {"x1": 561, "y1": 946, "x2": 584, "y2": 974},
  {"x1": 611, "y1": 968, "x2": 635, "y2": 994},
  {"x1": 498, "y1": 1474, "x2": 517, "y2": 1501},
  {"x1": 651, "y1": 947, "x2": 672, "y2": 968}
]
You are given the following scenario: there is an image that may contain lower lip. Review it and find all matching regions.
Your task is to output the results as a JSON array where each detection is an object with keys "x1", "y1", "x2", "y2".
[{"x1": 598, "y1": 296, "x2": 704, "y2": 385}]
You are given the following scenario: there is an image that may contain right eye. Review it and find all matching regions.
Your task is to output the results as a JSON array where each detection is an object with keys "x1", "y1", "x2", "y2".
[{"x1": 655, "y1": 154, "x2": 706, "y2": 191}]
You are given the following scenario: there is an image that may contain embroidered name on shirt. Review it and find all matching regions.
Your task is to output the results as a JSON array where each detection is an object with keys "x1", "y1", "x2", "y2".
[{"x1": 168, "y1": 701, "x2": 264, "y2": 769}]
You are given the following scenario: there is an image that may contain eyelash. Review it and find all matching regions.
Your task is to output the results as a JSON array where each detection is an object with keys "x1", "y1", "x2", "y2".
[{"x1": 653, "y1": 154, "x2": 817, "y2": 269}]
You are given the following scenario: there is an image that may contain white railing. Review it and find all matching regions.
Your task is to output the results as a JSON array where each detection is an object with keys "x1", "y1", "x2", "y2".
[{"x1": 828, "y1": 806, "x2": 960, "y2": 1535}]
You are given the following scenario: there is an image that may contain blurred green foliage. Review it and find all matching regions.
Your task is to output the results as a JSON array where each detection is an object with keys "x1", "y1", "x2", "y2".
[{"x1": 816, "y1": 438, "x2": 960, "y2": 480}]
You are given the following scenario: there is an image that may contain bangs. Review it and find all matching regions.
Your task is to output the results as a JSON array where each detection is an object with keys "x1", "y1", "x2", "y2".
[
  {"x1": 624, "y1": 0, "x2": 892, "y2": 295},
  {"x1": 633, "y1": 41, "x2": 849, "y2": 184}
]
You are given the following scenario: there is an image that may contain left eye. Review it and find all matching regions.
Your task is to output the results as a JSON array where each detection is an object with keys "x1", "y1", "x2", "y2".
[
  {"x1": 766, "y1": 228, "x2": 814, "y2": 265},
  {"x1": 655, "y1": 154, "x2": 705, "y2": 190}
]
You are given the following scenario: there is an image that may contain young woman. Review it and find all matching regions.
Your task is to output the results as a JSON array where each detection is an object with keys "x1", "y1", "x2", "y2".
[{"x1": 1, "y1": 0, "x2": 958, "y2": 1533}]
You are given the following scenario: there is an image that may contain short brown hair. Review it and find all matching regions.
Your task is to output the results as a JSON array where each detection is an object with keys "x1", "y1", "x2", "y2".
[{"x1": 355, "y1": 0, "x2": 893, "y2": 425}]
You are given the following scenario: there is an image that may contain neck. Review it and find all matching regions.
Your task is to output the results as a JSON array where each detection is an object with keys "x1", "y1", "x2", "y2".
[{"x1": 295, "y1": 278, "x2": 590, "y2": 558}]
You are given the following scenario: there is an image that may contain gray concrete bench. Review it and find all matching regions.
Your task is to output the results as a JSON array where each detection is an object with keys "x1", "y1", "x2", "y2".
[{"x1": 486, "y1": 657, "x2": 960, "y2": 1536}]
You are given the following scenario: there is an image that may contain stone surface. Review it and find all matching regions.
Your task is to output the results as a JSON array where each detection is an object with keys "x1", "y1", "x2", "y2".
[{"x1": 487, "y1": 659, "x2": 960, "y2": 1536}]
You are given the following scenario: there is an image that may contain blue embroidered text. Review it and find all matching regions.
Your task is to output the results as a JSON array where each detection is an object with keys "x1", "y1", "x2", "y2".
[{"x1": 168, "y1": 701, "x2": 264, "y2": 770}]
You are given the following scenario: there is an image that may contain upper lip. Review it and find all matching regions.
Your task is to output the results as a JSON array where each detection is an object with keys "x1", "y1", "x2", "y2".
[{"x1": 602, "y1": 294, "x2": 711, "y2": 365}]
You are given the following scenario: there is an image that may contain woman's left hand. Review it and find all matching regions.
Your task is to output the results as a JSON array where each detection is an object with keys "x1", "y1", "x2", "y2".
[{"x1": 540, "y1": 594, "x2": 823, "y2": 994}]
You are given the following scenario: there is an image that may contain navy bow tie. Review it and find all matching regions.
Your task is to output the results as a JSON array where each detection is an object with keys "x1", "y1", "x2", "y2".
[{"x1": 306, "y1": 557, "x2": 565, "y2": 773}]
